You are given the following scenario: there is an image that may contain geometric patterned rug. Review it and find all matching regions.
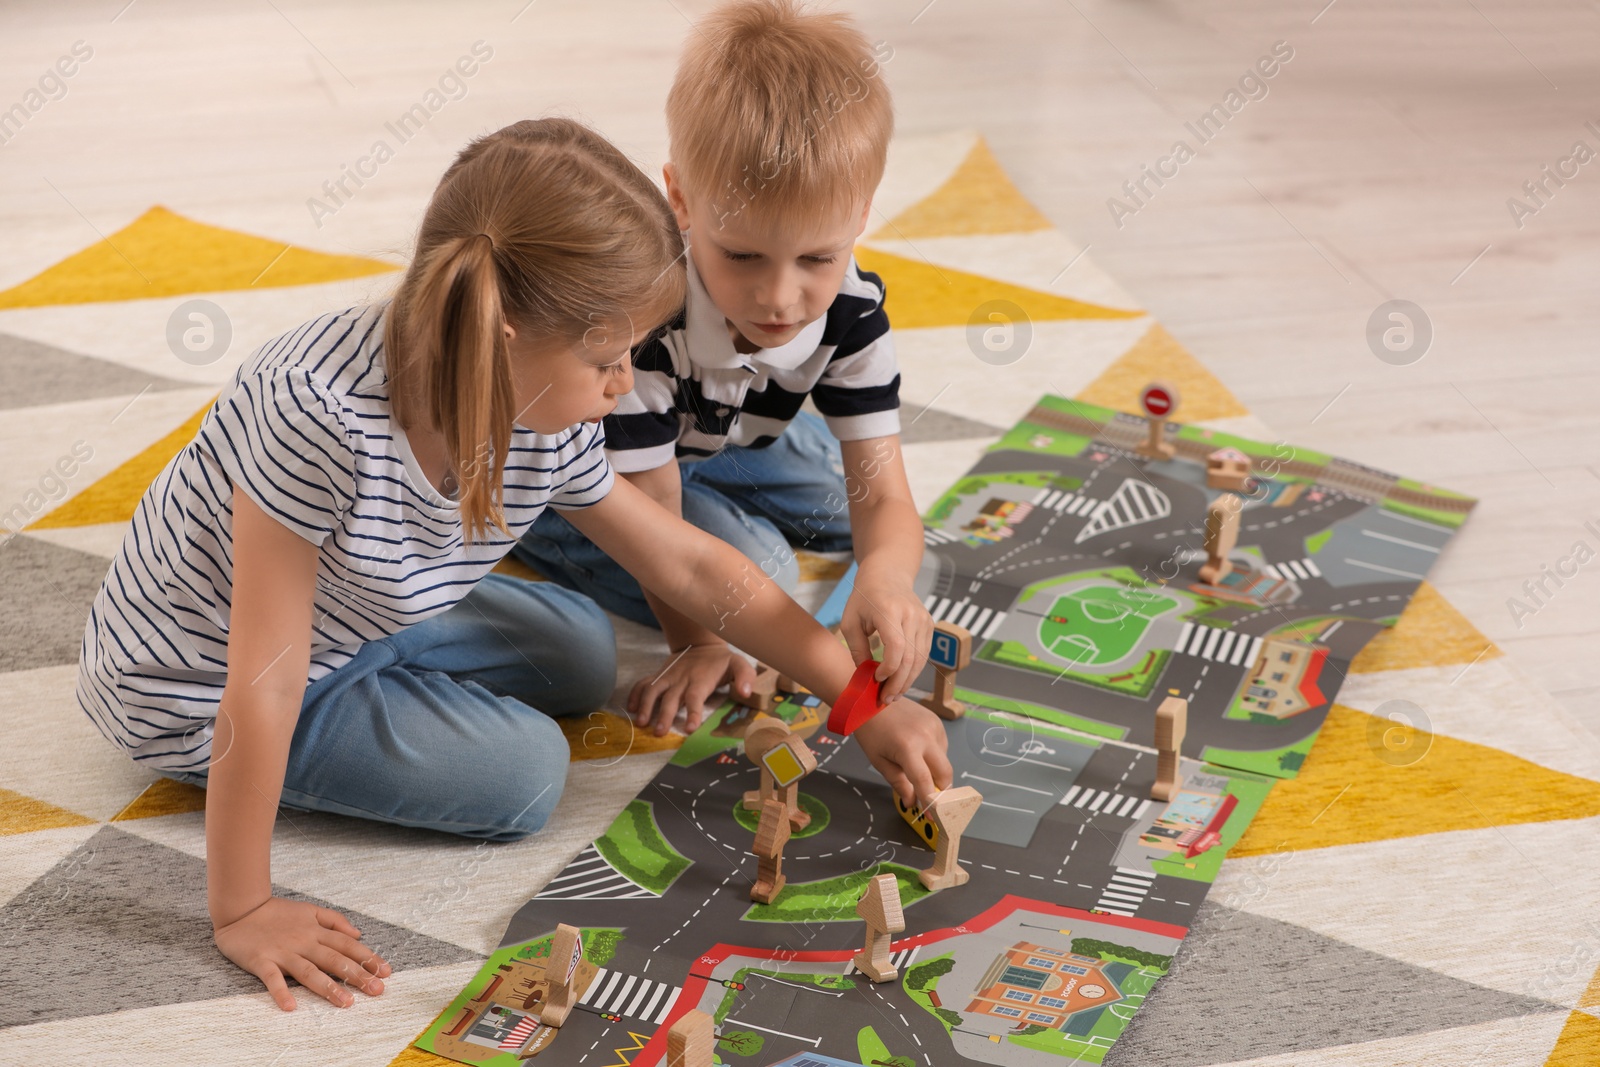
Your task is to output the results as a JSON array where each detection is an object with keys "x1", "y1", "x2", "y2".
[{"x1": 3, "y1": 130, "x2": 1598, "y2": 1067}]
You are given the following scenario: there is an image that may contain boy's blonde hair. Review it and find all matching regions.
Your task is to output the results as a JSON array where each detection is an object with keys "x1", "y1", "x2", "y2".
[
  {"x1": 386, "y1": 118, "x2": 685, "y2": 542},
  {"x1": 667, "y1": 0, "x2": 893, "y2": 227}
]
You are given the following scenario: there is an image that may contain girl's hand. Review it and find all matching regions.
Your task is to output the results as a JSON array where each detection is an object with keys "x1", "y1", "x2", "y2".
[
  {"x1": 841, "y1": 566, "x2": 933, "y2": 704},
  {"x1": 215, "y1": 896, "x2": 390, "y2": 1011},
  {"x1": 628, "y1": 643, "x2": 758, "y2": 737},
  {"x1": 851, "y1": 698, "x2": 953, "y2": 807}
]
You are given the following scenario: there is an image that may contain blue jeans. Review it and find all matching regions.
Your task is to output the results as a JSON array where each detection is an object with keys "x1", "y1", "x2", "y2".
[
  {"x1": 166, "y1": 575, "x2": 616, "y2": 841},
  {"x1": 512, "y1": 412, "x2": 854, "y2": 628}
]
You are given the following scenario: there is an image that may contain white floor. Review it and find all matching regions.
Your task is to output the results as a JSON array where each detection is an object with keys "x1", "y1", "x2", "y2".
[{"x1": 1, "y1": 0, "x2": 1596, "y2": 736}]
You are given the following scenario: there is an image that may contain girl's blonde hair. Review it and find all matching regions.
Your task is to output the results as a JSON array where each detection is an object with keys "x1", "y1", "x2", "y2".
[{"x1": 386, "y1": 118, "x2": 685, "y2": 542}]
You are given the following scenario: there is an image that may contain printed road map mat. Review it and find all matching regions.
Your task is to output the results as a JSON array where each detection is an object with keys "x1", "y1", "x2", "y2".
[{"x1": 413, "y1": 396, "x2": 1473, "y2": 1066}]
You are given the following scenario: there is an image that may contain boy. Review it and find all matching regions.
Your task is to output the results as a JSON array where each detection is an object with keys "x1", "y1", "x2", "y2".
[{"x1": 514, "y1": 0, "x2": 932, "y2": 734}]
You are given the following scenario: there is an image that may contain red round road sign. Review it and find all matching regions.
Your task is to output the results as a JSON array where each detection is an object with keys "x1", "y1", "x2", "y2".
[{"x1": 1140, "y1": 382, "x2": 1179, "y2": 419}]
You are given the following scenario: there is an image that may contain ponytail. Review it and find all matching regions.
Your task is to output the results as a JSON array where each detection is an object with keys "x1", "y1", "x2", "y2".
[
  {"x1": 395, "y1": 232, "x2": 513, "y2": 542},
  {"x1": 385, "y1": 119, "x2": 686, "y2": 544}
]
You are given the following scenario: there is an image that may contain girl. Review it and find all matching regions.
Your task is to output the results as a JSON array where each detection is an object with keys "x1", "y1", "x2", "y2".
[{"x1": 76, "y1": 118, "x2": 950, "y2": 1012}]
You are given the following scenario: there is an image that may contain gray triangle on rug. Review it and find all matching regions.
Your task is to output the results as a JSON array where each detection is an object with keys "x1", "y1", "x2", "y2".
[
  {"x1": 1102, "y1": 901, "x2": 1561, "y2": 1066},
  {"x1": 0, "y1": 535, "x2": 115, "y2": 673},
  {"x1": 0, "y1": 331, "x2": 195, "y2": 413},
  {"x1": 898, "y1": 404, "x2": 1006, "y2": 444},
  {"x1": 0, "y1": 824, "x2": 482, "y2": 1028}
]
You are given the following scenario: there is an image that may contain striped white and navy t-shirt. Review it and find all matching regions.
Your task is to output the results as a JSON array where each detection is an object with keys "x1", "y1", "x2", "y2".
[
  {"x1": 602, "y1": 254, "x2": 901, "y2": 472},
  {"x1": 76, "y1": 304, "x2": 614, "y2": 773}
]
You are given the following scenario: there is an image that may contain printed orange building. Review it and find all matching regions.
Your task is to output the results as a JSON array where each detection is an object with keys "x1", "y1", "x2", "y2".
[{"x1": 965, "y1": 940, "x2": 1123, "y2": 1029}]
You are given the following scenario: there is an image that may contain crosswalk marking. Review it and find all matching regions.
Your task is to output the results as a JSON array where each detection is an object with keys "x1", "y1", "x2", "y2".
[
  {"x1": 970, "y1": 606, "x2": 994, "y2": 635},
  {"x1": 1060, "y1": 785, "x2": 1153, "y2": 821},
  {"x1": 846, "y1": 943, "x2": 921, "y2": 978},
  {"x1": 1263, "y1": 556, "x2": 1321, "y2": 583},
  {"x1": 581, "y1": 967, "x2": 683, "y2": 1023},
  {"x1": 925, "y1": 596, "x2": 1006, "y2": 638},
  {"x1": 1230, "y1": 634, "x2": 1259, "y2": 665},
  {"x1": 1174, "y1": 621, "x2": 1264, "y2": 667},
  {"x1": 535, "y1": 846, "x2": 658, "y2": 900},
  {"x1": 923, "y1": 526, "x2": 962, "y2": 545},
  {"x1": 1031, "y1": 487, "x2": 1098, "y2": 515},
  {"x1": 624, "y1": 977, "x2": 657, "y2": 1018},
  {"x1": 1095, "y1": 867, "x2": 1157, "y2": 916},
  {"x1": 1074, "y1": 478, "x2": 1172, "y2": 545},
  {"x1": 582, "y1": 969, "x2": 620, "y2": 1007},
  {"x1": 638, "y1": 982, "x2": 670, "y2": 1022}
]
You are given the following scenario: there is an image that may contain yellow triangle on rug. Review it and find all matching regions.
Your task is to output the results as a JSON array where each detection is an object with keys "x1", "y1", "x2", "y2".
[
  {"x1": 1544, "y1": 1009, "x2": 1600, "y2": 1066},
  {"x1": 854, "y1": 245, "x2": 1144, "y2": 330},
  {"x1": 111, "y1": 778, "x2": 208, "y2": 822},
  {"x1": 1232, "y1": 704, "x2": 1600, "y2": 856},
  {"x1": 871, "y1": 138, "x2": 1054, "y2": 239},
  {"x1": 28, "y1": 397, "x2": 215, "y2": 529},
  {"x1": 0, "y1": 206, "x2": 397, "y2": 309},
  {"x1": 0, "y1": 786, "x2": 96, "y2": 836},
  {"x1": 1350, "y1": 581, "x2": 1501, "y2": 674},
  {"x1": 1076, "y1": 322, "x2": 1250, "y2": 422}
]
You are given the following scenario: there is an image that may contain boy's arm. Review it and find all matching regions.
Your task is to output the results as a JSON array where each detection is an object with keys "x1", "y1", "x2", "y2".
[
  {"x1": 809, "y1": 262, "x2": 931, "y2": 699},
  {"x1": 209, "y1": 490, "x2": 389, "y2": 1010},
  {"x1": 621, "y1": 462, "x2": 759, "y2": 732},
  {"x1": 837, "y1": 433, "x2": 931, "y2": 702}
]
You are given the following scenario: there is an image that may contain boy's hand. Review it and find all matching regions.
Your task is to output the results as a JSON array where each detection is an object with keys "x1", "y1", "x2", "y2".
[
  {"x1": 851, "y1": 698, "x2": 953, "y2": 807},
  {"x1": 215, "y1": 896, "x2": 390, "y2": 1011},
  {"x1": 841, "y1": 566, "x2": 933, "y2": 704},
  {"x1": 629, "y1": 643, "x2": 757, "y2": 737}
]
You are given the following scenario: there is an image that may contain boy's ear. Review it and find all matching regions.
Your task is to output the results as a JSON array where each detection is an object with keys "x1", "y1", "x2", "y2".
[
  {"x1": 855, "y1": 197, "x2": 872, "y2": 237},
  {"x1": 662, "y1": 163, "x2": 694, "y2": 232}
]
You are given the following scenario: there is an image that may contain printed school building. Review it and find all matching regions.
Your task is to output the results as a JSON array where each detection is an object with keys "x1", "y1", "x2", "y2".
[{"x1": 965, "y1": 940, "x2": 1124, "y2": 1029}]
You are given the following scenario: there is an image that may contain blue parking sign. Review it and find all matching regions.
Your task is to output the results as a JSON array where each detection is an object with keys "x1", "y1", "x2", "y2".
[{"x1": 930, "y1": 629, "x2": 961, "y2": 669}]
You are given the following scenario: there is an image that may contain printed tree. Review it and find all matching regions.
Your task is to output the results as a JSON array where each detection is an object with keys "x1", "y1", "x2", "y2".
[
  {"x1": 718, "y1": 1030, "x2": 765, "y2": 1057},
  {"x1": 905, "y1": 956, "x2": 955, "y2": 990},
  {"x1": 1069, "y1": 938, "x2": 1172, "y2": 972},
  {"x1": 586, "y1": 929, "x2": 623, "y2": 967}
]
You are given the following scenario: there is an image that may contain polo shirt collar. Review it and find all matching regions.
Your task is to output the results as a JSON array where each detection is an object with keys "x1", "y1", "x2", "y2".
[{"x1": 683, "y1": 245, "x2": 828, "y2": 373}]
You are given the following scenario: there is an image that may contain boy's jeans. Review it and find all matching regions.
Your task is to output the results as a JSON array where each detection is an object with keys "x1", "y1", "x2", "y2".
[{"x1": 512, "y1": 413, "x2": 854, "y2": 628}]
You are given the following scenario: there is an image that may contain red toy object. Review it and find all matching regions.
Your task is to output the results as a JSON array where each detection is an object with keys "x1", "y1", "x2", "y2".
[{"x1": 827, "y1": 660, "x2": 886, "y2": 736}]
